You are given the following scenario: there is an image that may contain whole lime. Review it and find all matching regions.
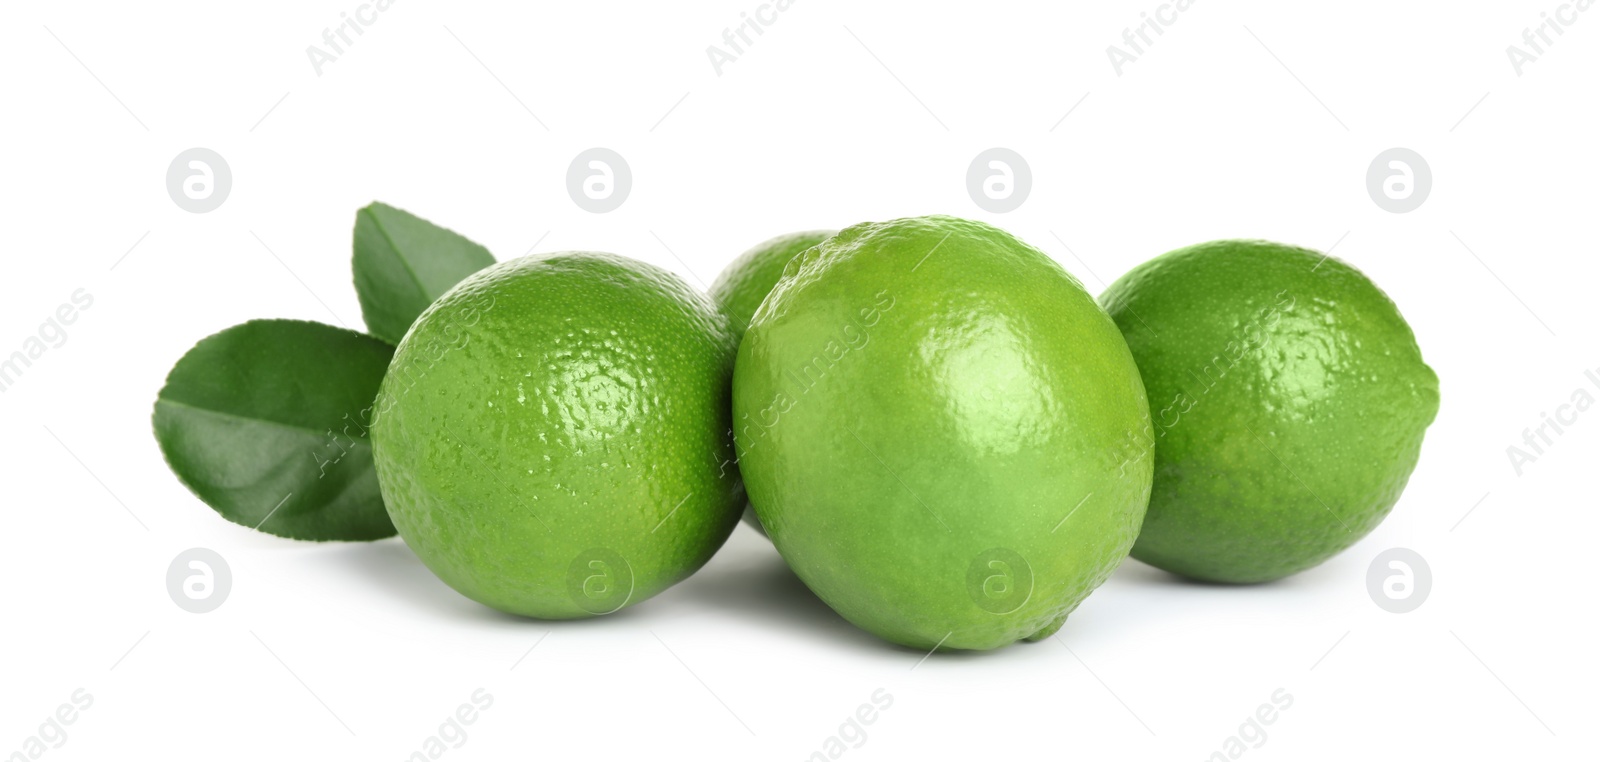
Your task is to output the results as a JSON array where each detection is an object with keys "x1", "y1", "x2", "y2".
[
  {"x1": 711, "y1": 230, "x2": 837, "y2": 338},
  {"x1": 372, "y1": 252, "x2": 744, "y2": 618},
  {"x1": 710, "y1": 229, "x2": 836, "y2": 534},
  {"x1": 734, "y1": 216, "x2": 1152, "y2": 651},
  {"x1": 1099, "y1": 240, "x2": 1439, "y2": 583}
]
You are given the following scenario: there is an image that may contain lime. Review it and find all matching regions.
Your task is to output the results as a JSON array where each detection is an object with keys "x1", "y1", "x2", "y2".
[
  {"x1": 710, "y1": 229, "x2": 836, "y2": 534},
  {"x1": 734, "y1": 216, "x2": 1152, "y2": 650},
  {"x1": 372, "y1": 252, "x2": 744, "y2": 617},
  {"x1": 1099, "y1": 240, "x2": 1439, "y2": 583},
  {"x1": 711, "y1": 230, "x2": 837, "y2": 338}
]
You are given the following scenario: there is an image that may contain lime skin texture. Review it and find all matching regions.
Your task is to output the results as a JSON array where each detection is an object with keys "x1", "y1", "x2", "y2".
[
  {"x1": 709, "y1": 229, "x2": 837, "y2": 534},
  {"x1": 733, "y1": 216, "x2": 1153, "y2": 651},
  {"x1": 1099, "y1": 240, "x2": 1439, "y2": 584},
  {"x1": 372, "y1": 252, "x2": 745, "y2": 618}
]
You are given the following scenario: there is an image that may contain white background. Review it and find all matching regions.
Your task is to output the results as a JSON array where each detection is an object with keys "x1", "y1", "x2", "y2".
[{"x1": 2, "y1": 1, "x2": 1595, "y2": 760}]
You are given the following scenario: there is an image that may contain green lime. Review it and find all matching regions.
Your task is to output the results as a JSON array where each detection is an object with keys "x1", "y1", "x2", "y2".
[
  {"x1": 734, "y1": 216, "x2": 1152, "y2": 651},
  {"x1": 712, "y1": 230, "x2": 837, "y2": 338},
  {"x1": 372, "y1": 252, "x2": 744, "y2": 618},
  {"x1": 710, "y1": 230, "x2": 836, "y2": 534},
  {"x1": 1099, "y1": 240, "x2": 1439, "y2": 583}
]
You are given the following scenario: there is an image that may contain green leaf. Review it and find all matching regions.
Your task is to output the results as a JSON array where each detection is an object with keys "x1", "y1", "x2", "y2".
[
  {"x1": 353, "y1": 202, "x2": 496, "y2": 344},
  {"x1": 153, "y1": 319, "x2": 397, "y2": 541}
]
